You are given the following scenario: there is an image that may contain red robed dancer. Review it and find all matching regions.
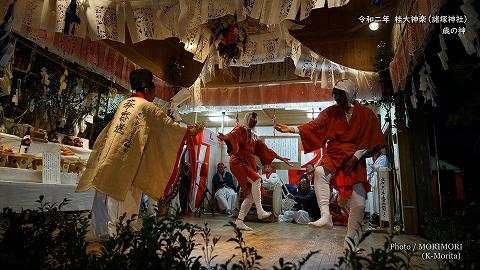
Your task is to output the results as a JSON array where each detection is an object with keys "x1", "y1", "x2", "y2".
[
  {"x1": 218, "y1": 112, "x2": 292, "y2": 230},
  {"x1": 275, "y1": 79, "x2": 386, "y2": 249}
]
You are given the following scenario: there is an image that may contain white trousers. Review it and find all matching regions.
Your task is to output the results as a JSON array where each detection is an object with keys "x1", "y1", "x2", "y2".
[
  {"x1": 313, "y1": 166, "x2": 366, "y2": 245},
  {"x1": 91, "y1": 186, "x2": 142, "y2": 238},
  {"x1": 215, "y1": 187, "x2": 237, "y2": 211}
]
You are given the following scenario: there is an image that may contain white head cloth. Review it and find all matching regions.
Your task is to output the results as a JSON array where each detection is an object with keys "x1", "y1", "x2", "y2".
[
  {"x1": 334, "y1": 79, "x2": 358, "y2": 104},
  {"x1": 243, "y1": 112, "x2": 257, "y2": 132}
]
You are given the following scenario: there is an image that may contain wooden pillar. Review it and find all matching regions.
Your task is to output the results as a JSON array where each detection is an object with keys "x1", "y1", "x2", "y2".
[
  {"x1": 409, "y1": 109, "x2": 435, "y2": 229},
  {"x1": 394, "y1": 91, "x2": 419, "y2": 235},
  {"x1": 394, "y1": 91, "x2": 436, "y2": 235}
]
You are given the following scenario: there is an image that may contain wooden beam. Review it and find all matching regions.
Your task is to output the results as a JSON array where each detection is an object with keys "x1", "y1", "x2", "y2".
[
  {"x1": 103, "y1": 39, "x2": 165, "y2": 79},
  {"x1": 103, "y1": 30, "x2": 203, "y2": 87}
]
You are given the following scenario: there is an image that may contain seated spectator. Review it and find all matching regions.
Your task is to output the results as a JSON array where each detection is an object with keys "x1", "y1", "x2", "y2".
[
  {"x1": 299, "y1": 163, "x2": 315, "y2": 186},
  {"x1": 279, "y1": 179, "x2": 321, "y2": 224},
  {"x1": 261, "y1": 164, "x2": 281, "y2": 190},
  {"x1": 284, "y1": 183, "x2": 298, "y2": 196},
  {"x1": 212, "y1": 163, "x2": 238, "y2": 214}
]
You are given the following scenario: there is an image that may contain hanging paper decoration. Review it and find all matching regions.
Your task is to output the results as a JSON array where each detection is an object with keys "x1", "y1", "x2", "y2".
[
  {"x1": 459, "y1": 2, "x2": 480, "y2": 56},
  {"x1": 437, "y1": 33, "x2": 449, "y2": 70},
  {"x1": 12, "y1": 79, "x2": 21, "y2": 106},
  {"x1": 418, "y1": 61, "x2": 437, "y2": 107},
  {"x1": 0, "y1": 64, "x2": 12, "y2": 96},
  {"x1": 0, "y1": 1, "x2": 14, "y2": 34},
  {"x1": 295, "y1": 46, "x2": 319, "y2": 79},
  {"x1": 388, "y1": 0, "x2": 444, "y2": 92},
  {"x1": 207, "y1": 15, "x2": 248, "y2": 64},
  {"x1": 85, "y1": 0, "x2": 126, "y2": 43},
  {"x1": 437, "y1": 50, "x2": 449, "y2": 70},
  {"x1": 0, "y1": 0, "x2": 15, "y2": 68},
  {"x1": 108, "y1": 86, "x2": 117, "y2": 99},
  {"x1": 192, "y1": 30, "x2": 212, "y2": 63},
  {"x1": 58, "y1": 68, "x2": 68, "y2": 95},
  {"x1": 59, "y1": 113, "x2": 67, "y2": 128},
  {"x1": 74, "y1": 78, "x2": 83, "y2": 94},
  {"x1": 11, "y1": 0, "x2": 42, "y2": 30},
  {"x1": 9, "y1": 0, "x2": 351, "y2": 47},
  {"x1": 125, "y1": 2, "x2": 158, "y2": 43},
  {"x1": 169, "y1": 87, "x2": 193, "y2": 122},
  {"x1": 29, "y1": 99, "x2": 35, "y2": 112},
  {"x1": 40, "y1": 67, "x2": 50, "y2": 96}
]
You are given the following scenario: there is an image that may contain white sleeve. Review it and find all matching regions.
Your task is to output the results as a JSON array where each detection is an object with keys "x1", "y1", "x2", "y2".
[
  {"x1": 292, "y1": 127, "x2": 300, "y2": 133},
  {"x1": 354, "y1": 149, "x2": 369, "y2": 159}
]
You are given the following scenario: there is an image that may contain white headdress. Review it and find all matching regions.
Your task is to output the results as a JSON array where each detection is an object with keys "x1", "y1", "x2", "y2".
[
  {"x1": 334, "y1": 79, "x2": 358, "y2": 104},
  {"x1": 243, "y1": 112, "x2": 257, "y2": 131}
]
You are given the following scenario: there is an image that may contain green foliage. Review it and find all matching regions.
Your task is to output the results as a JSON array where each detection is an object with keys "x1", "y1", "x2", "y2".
[
  {"x1": 0, "y1": 196, "x2": 95, "y2": 269},
  {"x1": 334, "y1": 232, "x2": 418, "y2": 270},
  {"x1": 199, "y1": 223, "x2": 220, "y2": 269},
  {"x1": 0, "y1": 198, "x2": 317, "y2": 270},
  {"x1": 94, "y1": 213, "x2": 202, "y2": 270},
  {"x1": 226, "y1": 221, "x2": 262, "y2": 270},
  {"x1": 13, "y1": 70, "x2": 101, "y2": 134},
  {"x1": 271, "y1": 251, "x2": 319, "y2": 270},
  {"x1": 4, "y1": 198, "x2": 479, "y2": 270}
]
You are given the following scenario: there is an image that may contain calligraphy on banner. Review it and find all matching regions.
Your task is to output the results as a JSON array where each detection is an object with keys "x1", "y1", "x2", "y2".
[
  {"x1": 42, "y1": 152, "x2": 61, "y2": 184},
  {"x1": 263, "y1": 137, "x2": 300, "y2": 164},
  {"x1": 11, "y1": 0, "x2": 350, "y2": 45},
  {"x1": 12, "y1": 0, "x2": 43, "y2": 30},
  {"x1": 378, "y1": 168, "x2": 392, "y2": 222},
  {"x1": 86, "y1": 0, "x2": 125, "y2": 42},
  {"x1": 126, "y1": 1, "x2": 159, "y2": 43},
  {"x1": 239, "y1": 61, "x2": 298, "y2": 83}
]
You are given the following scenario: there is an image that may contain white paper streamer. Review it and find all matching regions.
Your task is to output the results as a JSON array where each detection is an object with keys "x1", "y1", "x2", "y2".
[
  {"x1": 437, "y1": 50, "x2": 449, "y2": 70},
  {"x1": 86, "y1": 0, "x2": 125, "y2": 42}
]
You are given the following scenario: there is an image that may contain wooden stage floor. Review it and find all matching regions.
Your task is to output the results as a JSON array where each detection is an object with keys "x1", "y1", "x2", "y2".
[
  {"x1": 182, "y1": 214, "x2": 438, "y2": 269},
  {"x1": 85, "y1": 213, "x2": 438, "y2": 269}
]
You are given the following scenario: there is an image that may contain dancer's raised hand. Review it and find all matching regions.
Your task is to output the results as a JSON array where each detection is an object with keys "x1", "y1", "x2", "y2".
[
  {"x1": 274, "y1": 124, "x2": 294, "y2": 133},
  {"x1": 276, "y1": 156, "x2": 293, "y2": 167}
]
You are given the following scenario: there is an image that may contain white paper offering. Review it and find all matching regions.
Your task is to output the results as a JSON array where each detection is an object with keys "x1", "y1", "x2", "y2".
[{"x1": 42, "y1": 152, "x2": 61, "y2": 184}]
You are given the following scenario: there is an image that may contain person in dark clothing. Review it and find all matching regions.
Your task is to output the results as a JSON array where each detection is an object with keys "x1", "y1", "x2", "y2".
[
  {"x1": 212, "y1": 163, "x2": 237, "y2": 193},
  {"x1": 212, "y1": 163, "x2": 238, "y2": 214},
  {"x1": 299, "y1": 163, "x2": 315, "y2": 186},
  {"x1": 288, "y1": 178, "x2": 321, "y2": 220},
  {"x1": 179, "y1": 161, "x2": 192, "y2": 214}
]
